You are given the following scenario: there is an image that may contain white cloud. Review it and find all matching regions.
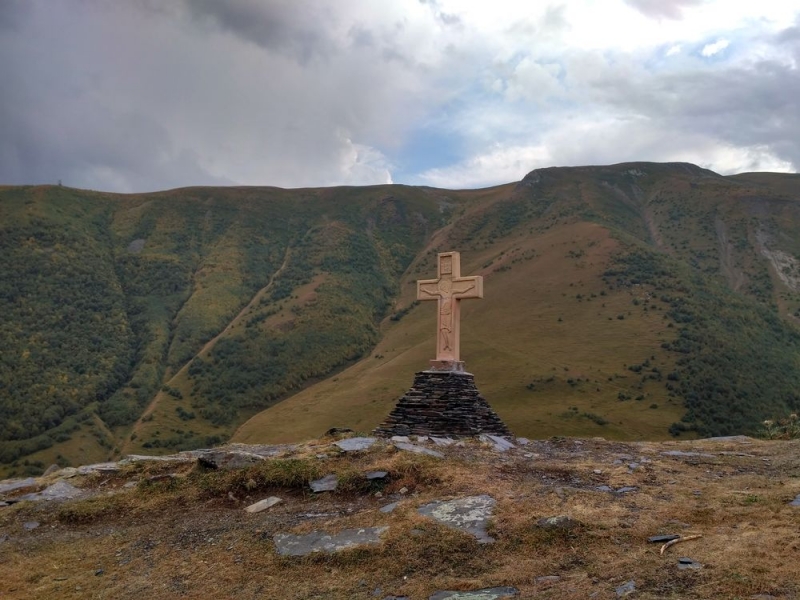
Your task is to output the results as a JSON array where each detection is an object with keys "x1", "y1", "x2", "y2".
[
  {"x1": 701, "y1": 39, "x2": 730, "y2": 57},
  {"x1": 0, "y1": 0, "x2": 798, "y2": 192},
  {"x1": 417, "y1": 144, "x2": 551, "y2": 189}
]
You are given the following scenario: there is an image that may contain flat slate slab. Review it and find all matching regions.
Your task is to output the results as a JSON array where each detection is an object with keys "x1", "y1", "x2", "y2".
[
  {"x1": 0, "y1": 477, "x2": 38, "y2": 495},
  {"x1": 196, "y1": 450, "x2": 266, "y2": 470},
  {"x1": 273, "y1": 526, "x2": 388, "y2": 556},
  {"x1": 393, "y1": 442, "x2": 444, "y2": 458},
  {"x1": 245, "y1": 496, "x2": 282, "y2": 513},
  {"x1": 430, "y1": 436, "x2": 456, "y2": 446},
  {"x1": 418, "y1": 494, "x2": 496, "y2": 543},
  {"x1": 789, "y1": 494, "x2": 800, "y2": 507},
  {"x1": 334, "y1": 437, "x2": 377, "y2": 452},
  {"x1": 661, "y1": 450, "x2": 714, "y2": 458},
  {"x1": 17, "y1": 480, "x2": 84, "y2": 502},
  {"x1": 310, "y1": 474, "x2": 338, "y2": 492},
  {"x1": 77, "y1": 462, "x2": 121, "y2": 475},
  {"x1": 429, "y1": 587, "x2": 519, "y2": 599},
  {"x1": 479, "y1": 434, "x2": 515, "y2": 452}
]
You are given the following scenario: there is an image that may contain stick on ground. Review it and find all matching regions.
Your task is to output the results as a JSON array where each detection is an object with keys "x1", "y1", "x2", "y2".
[{"x1": 660, "y1": 534, "x2": 703, "y2": 555}]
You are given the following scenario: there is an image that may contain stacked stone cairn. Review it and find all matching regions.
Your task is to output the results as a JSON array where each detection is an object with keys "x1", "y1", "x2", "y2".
[{"x1": 374, "y1": 370, "x2": 511, "y2": 437}]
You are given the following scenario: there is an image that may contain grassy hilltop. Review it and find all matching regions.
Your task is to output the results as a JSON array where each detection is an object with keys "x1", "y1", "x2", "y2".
[{"x1": 2, "y1": 163, "x2": 800, "y2": 474}]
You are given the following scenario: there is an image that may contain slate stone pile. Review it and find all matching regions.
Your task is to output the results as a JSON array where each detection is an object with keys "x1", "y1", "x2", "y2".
[{"x1": 374, "y1": 370, "x2": 511, "y2": 437}]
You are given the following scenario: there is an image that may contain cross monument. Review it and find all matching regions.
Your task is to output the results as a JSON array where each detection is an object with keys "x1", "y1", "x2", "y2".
[{"x1": 417, "y1": 251, "x2": 483, "y2": 370}]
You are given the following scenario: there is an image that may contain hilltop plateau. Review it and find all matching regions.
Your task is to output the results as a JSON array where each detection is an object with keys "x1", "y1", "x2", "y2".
[
  {"x1": 1, "y1": 433, "x2": 799, "y2": 599},
  {"x1": 2, "y1": 162, "x2": 800, "y2": 473}
]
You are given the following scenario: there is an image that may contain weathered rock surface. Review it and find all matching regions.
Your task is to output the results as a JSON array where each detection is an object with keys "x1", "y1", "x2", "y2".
[
  {"x1": 17, "y1": 480, "x2": 84, "y2": 502},
  {"x1": 616, "y1": 580, "x2": 636, "y2": 597},
  {"x1": 479, "y1": 434, "x2": 515, "y2": 452},
  {"x1": 536, "y1": 515, "x2": 579, "y2": 530},
  {"x1": 393, "y1": 442, "x2": 444, "y2": 458},
  {"x1": 310, "y1": 474, "x2": 338, "y2": 492},
  {"x1": 418, "y1": 495, "x2": 496, "y2": 543},
  {"x1": 429, "y1": 587, "x2": 519, "y2": 599},
  {"x1": 196, "y1": 450, "x2": 265, "y2": 470},
  {"x1": 273, "y1": 526, "x2": 388, "y2": 556},
  {"x1": 430, "y1": 436, "x2": 456, "y2": 446},
  {"x1": 244, "y1": 496, "x2": 282, "y2": 513},
  {"x1": 789, "y1": 494, "x2": 800, "y2": 507},
  {"x1": 78, "y1": 462, "x2": 121, "y2": 475},
  {"x1": 661, "y1": 450, "x2": 714, "y2": 458},
  {"x1": 0, "y1": 477, "x2": 38, "y2": 495},
  {"x1": 374, "y1": 371, "x2": 511, "y2": 437},
  {"x1": 334, "y1": 437, "x2": 377, "y2": 452}
]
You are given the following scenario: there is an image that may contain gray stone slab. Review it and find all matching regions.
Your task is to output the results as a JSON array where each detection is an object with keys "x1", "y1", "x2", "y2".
[
  {"x1": 380, "y1": 501, "x2": 399, "y2": 513},
  {"x1": 615, "y1": 487, "x2": 638, "y2": 494},
  {"x1": 334, "y1": 437, "x2": 378, "y2": 452},
  {"x1": 700, "y1": 435, "x2": 752, "y2": 443},
  {"x1": 789, "y1": 494, "x2": 800, "y2": 507},
  {"x1": 661, "y1": 450, "x2": 714, "y2": 458},
  {"x1": 677, "y1": 557, "x2": 702, "y2": 570},
  {"x1": 430, "y1": 436, "x2": 456, "y2": 447},
  {"x1": 23, "y1": 521, "x2": 39, "y2": 531},
  {"x1": 273, "y1": 526, "x2": 388, "y2": 556},
  {"x1": 0, "y1": 477, "x2": 38, "y2": 495},
  {"x1": 17, "y1": 480, "x2": 83, "y2": 502},
  {"x1": 418, "y1": 494, "x2": 496, "y2": 543},
  {"x1": 390, "y1": 436, "x2": 411, "y2": 443},
  {"x1": 429, "y1": 587, "x2": 519, "y2": 599},
  {"x1": 245, "y1": 496, "x2": 282, "y2": 513},
  {"x1": 479, "y1": 434, "x2": 515, "y2": 452},
  {"x1": 366, "y1": 471, "x2": 388, "y2": 480},
  {"x1": 124, "y1": 454, "x2": 195, "y2": 464},
  {"x1": 310, "y1": 474, "x2": 338, "y2": 492},
  {"x1": 196, "y1": 450, "x2": 266, "y2": 470},
  {"x1": 616, "y1": 580, "x2": 636, "y2": 597},
  {"x1": 77, "y1": 462, "x2": 121, "y2": 475},
  {"x1": 648, "y1": 534, "x2": 680, "y2": 543},
  {"x1": 393, "y1": 442, "x2": 444, "y2": 458}
]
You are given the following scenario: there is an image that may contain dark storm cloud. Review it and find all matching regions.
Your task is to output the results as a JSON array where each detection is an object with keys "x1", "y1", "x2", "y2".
[
  {"x1": 624, "y1": 0, "x2": 703, "y2": 20},
  {"x1": 185, "y1": 0, "x2": 337, "y2": 63},
  {"x1": 0, "y1": 1, "x2": 234, "y2": 191}
]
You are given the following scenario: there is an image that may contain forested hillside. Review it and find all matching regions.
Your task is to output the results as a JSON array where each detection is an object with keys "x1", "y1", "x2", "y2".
[{"x1": 2, "y1": 163, "x2": 800, "y2": 475}]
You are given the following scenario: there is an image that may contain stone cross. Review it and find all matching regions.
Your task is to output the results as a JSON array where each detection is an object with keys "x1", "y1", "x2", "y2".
[{"x1": 417, "y1": 251, "x2": 483, "y2": 368}]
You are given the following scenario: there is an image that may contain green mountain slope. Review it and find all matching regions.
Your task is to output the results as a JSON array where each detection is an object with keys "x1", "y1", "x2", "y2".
[{"x1": 2, "y1": 163, "x2": 800, "y2": 475}]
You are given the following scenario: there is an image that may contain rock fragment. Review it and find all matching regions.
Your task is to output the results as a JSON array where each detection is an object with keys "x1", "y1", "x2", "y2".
[
  {"x1": 334, "y1": 437, "x2": 377, "y2": 452},
  {"x1": 429, "y1": 587, "x2": 519, "y2": 599},
  {"x1": 245, "y1": 496, "x2": 282, "y2": 513},
  {"x1": 393, "y1": 442, "x2": 444, "y2": 458},
  {"x1": 418, "y1": 494, "x2": 496, "y2": 543},
  {"x1": 616, "y1": 580, "x2": 636, "y2": 597},
  {"x1": 310, "y1": 474, "x2": 338, "y2": 493},
  {"x1": 273, "y1": 526, "x2": 388, "y2": 556}
]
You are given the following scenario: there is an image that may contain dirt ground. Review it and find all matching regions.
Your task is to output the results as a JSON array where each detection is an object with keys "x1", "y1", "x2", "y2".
[{"x1": 1, "y1": 435, "x2": 799, "y2": 599}]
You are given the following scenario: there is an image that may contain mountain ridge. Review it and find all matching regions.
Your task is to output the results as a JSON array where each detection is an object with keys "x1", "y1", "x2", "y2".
[{"x1": 2, "y1": 162, "x2": 800, "y2": 476}]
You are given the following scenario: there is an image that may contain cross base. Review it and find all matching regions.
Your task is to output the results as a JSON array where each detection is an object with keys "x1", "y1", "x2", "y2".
[{"x1": 427, "y1": 359, "x2": 468, "y2": 373}]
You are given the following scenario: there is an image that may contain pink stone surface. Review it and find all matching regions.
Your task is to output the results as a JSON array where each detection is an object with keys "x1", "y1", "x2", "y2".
[{"x1": 417, "y1": 252, "x2": 483, "y2": 363}]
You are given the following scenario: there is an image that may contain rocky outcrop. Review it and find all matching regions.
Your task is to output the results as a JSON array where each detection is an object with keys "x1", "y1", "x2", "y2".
[{"x1": 374, "y1": 370, "x2": 511, "y2": 437}]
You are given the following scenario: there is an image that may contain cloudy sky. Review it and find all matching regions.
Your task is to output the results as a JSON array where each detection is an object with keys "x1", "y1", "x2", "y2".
[{"x1": 1, "y1": 0, "x2": 798, "y2": 192}]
